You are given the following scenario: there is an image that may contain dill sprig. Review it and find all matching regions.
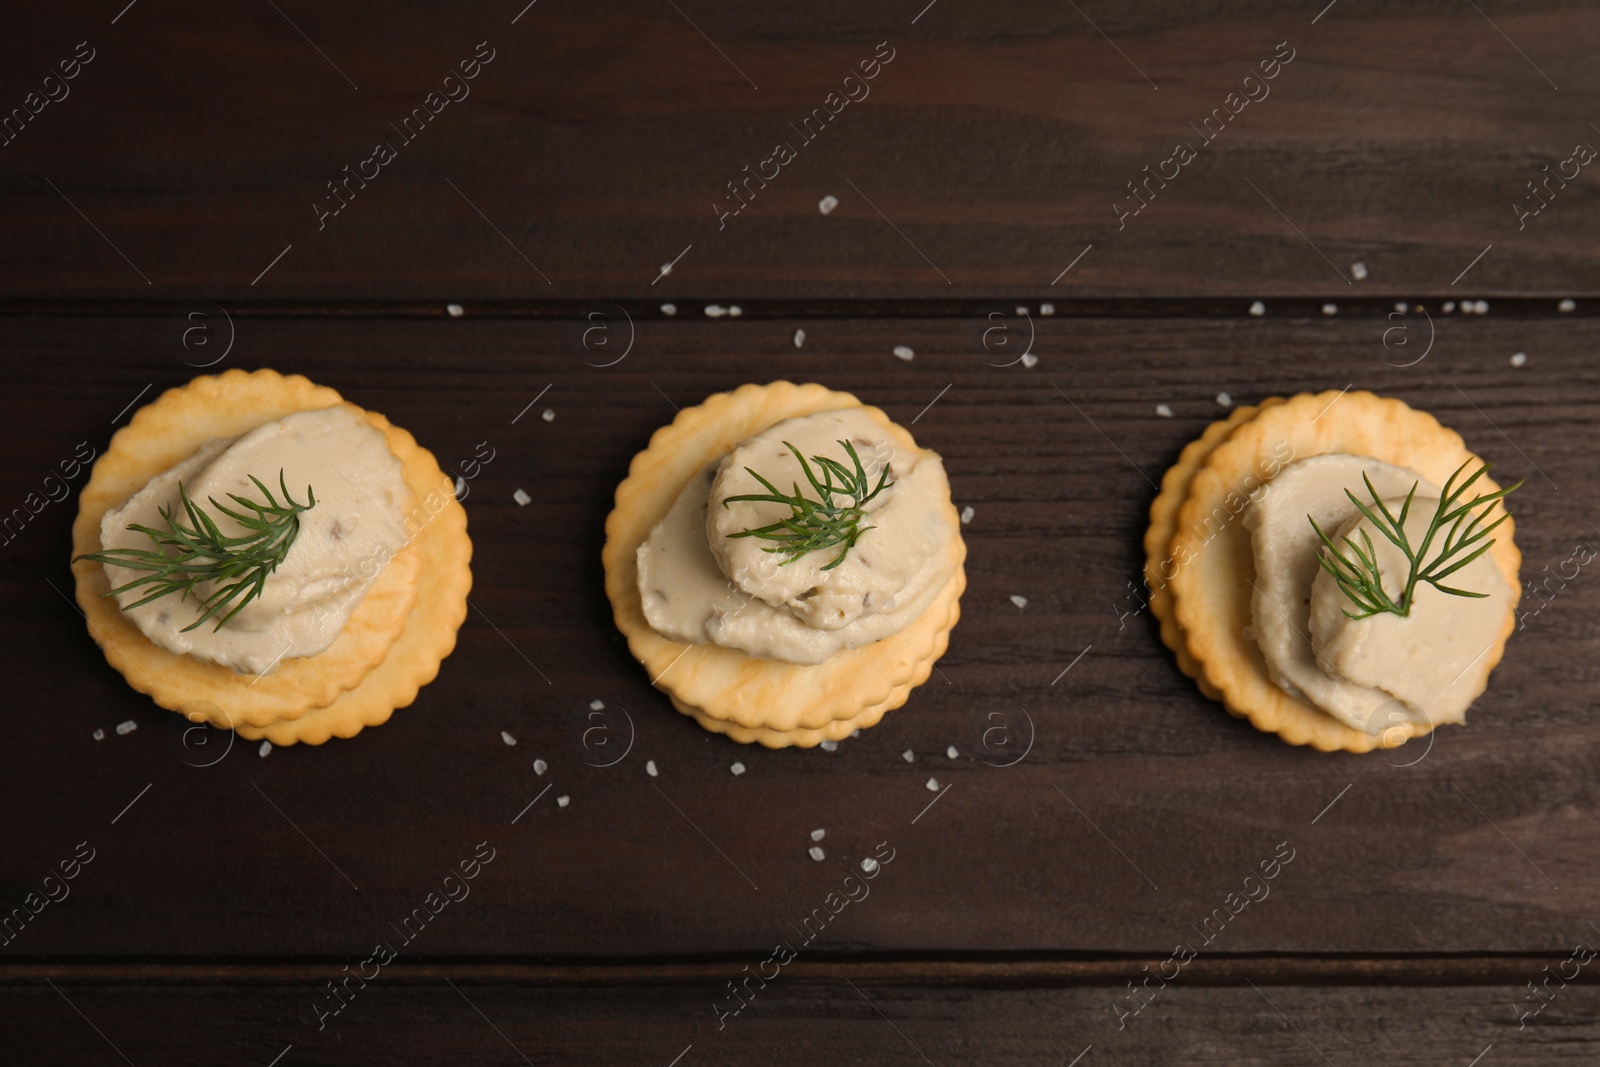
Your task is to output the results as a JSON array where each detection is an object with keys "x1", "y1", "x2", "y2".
[
  {"x1": 723, "y1": 439, "x2": 893, "y2": 571},
  {"x1": 1308, "y1": 460, "x2": 1519, "y2": 620},
  {"x1": 75, "y1": 470, "x2": 316, "y2": 632}
]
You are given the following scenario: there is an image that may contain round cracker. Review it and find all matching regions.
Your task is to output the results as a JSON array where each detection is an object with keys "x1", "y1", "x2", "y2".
[
  {"x1": 1144, "y1": 400, "x2": 1283, "y2": 700},
  {"x1": 71, "y1": 368, "x2": 471, "y2": 740},
  {"x1": 1168, "y1": 390, "x2": 1521, "y2": 752},
  {"x1": 603, "y1": 381, "x2": 966, "y2": 736}
]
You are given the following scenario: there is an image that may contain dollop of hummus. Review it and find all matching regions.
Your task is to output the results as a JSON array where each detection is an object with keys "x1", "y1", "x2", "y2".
[
  {"x1": 636, "y1": 408, "x2": 958, "y2": 665},
  {"x1": 1245, "y1": 453, "x2": 1512, "y2": 734},
  {"x1": 97, "y1": 406, "x2": 412, "y2": 674}
]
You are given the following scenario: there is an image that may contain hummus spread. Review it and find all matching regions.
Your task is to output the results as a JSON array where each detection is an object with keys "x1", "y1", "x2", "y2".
[
  {"x1": 97, "y1": 406, "x2": 411, "y2": 674},
  {"x1": 636, "y1": 409, "x2": 958, "y2": 665},
  {"x1": 1246, "y1": 453, "x2": 1511, "y2": 733}
]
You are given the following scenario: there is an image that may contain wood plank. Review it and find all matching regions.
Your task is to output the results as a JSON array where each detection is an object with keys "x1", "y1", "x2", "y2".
[
  {"x1": 1, "y1": 313, "x2": 1596, "y2": 963},
  {"x1": 1, "y1": 973, "x2": 1592, "y2": 1065},
  {"x1": 1, "y1": 2, "x2": 1596, "y2": 299}
]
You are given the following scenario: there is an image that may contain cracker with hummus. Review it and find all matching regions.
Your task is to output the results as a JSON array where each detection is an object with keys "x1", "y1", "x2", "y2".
[
  {"x1": 1155, "y1": 390, "x2": 1521, "y2": 752},
  {"x1": 603, "y1": 381, "x2": 966, "y2": 746},
  {"x1": 71, "y1": 368, "x2": 471, "y2": 744}
]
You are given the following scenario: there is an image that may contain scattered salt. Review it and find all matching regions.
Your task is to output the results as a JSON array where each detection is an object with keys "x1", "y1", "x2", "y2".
[
  {"x1": 92, "y1": 728, "x2": 104, "y2": 741},
  {"x1": 557, "y1": 795, "x2": 570, "y2": 808},
  {"x1": 818, "y1": 195, "x2": 839, "y2": 215},
  {"x1": 589, "y1": 699, "x2": 604, "y2": 711},
  {"x1": 705, "y1": 304, "x2": 728, "y2": 318},
  {"x1": 1559, "y1": 299, "x2": 1576, "y2": 312},
  {"x1": 1015, "y1": 306, "x2": 1028, "y2": 316},
  {"x1": 1442, "y1": 301, "x2": 1455, "y2": 313},
  {"x1": 1394, "y1": 302, "x2": 1408, "y2": 313},
  {"x1": 115, "y1": 720, "x2": 137, "y2": 736},
  {"x1": 902, "y1": 749, "x2": 915, "y2": 763},
  {"x1": 1039, "y1": 303, "x2": 1055, "y2": 316},
  {"x1": 809, "y1": 845, "x2": 826, "y2": 861},
  {"x1": 541, "y1": 408, "x2": 555, "y2": 422},
  {"x1": 533, "y1": 759, "x2": 547, "y2": 775},
  {"x1": 1009, "y1": 595, "x2": 1028, "y2": 609},
  {"x1": 793, "y1": 328, "x2": 805, "y2": 348},
  {"x1": 728, "y1": 305, "x2": 742, "y2": 317},
  {"x1": 259, "y1": 740, "x2": 272, "y2": 758},
  {"x1": 659, "y1": 262, "x2": 674, "y2": 277},
  {"x1": 1020, "y1": 353, "x2": 1039, "y2": 368},
  {"x1": 661, "y1": 303, "x2": 677, "y2": 316},
  {"x1": 960, "y1": 505, "x2": 974, "y2": 525},
  {"x1": 1248, "y1": 301, "x2": 1265, "y2": 317},
  {"x1": 893, "y1": 345, "x2": 915, "y2": 362},
  {"x1": 1510, "y1": 352, "x2": 1528, "y2": 367},
  {"x1": 501, "y1": 731, "x2": 517, "y2": 746},
  {"x1": 1216, "y1": 392, "x2": 1233, "y2": 408},
  {"x1": 946, "y1": 746, "x2": 958, "y2": 759},
  {"x1": 1155, "y1": 403, "x2": 1173, "y2": 418},
  {"x1": 447, "y1": 303, "x2": 465, "y2": 318},
  {"x1": 861, "y1": 857, "x2": 880, "y2": 873},
  {"x1": 819, "y1": 739, "x2": 838, "y2": 752},
  {"x1": 1322, "y1": 303, "x2": 1338, "y2": 316},
  {"x1": 926, "y1": 777, "x2": 941, "y2": 791},
  {"x1": 454, "y1": 476, "x2": 467, "y2": 499},
  {"x1": 513, "y1": 488, "x2": 531, "y2": 506},
  {"x1": 1351, "y1": 261, "x2": 1368, "y2": 280},
  {"x1": 850, "y1": 730, "x2": 859, "y2": 738},
  {"x1": 646, "y1": 760, "x2": 658, "y2": 777},
  {"x1": 731, "y1": 762, "x2": 746, "y2": 776},
  {"x1": 811, "y1": 828, "x2": 826, "y2": 841},
  {"x1": 1475, "y1": 300, "x2": 1489, "y2": 314}
]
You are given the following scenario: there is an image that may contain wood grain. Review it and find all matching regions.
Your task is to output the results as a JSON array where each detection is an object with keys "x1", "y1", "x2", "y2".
[
  {"x1": 1, "y1": 314, "x2": 1595, "y2": 965},
  {"x1": 0, "y1": 1, "x2": 1596, "y2": 299}
]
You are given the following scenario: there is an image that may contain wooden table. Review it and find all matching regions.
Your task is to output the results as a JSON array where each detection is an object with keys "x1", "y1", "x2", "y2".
[{"x1": 4, "y1": 2, "x2": 1597, "y2": 1063}]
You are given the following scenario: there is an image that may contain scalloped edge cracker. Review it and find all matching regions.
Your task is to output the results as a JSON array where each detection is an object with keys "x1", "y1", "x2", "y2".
[
  {"x1": 1166, "y1": 390, "x2": 1520, "y2": 753},
  {"x1": 602, "y1": 381, "x2": 966, "y2": 742},
  {"x1": 71, "y1": 368, "x2": 471, "y2": 741},
  {"x1": 1145, "y1": 400, "x2": 1283, "y2": 700}
]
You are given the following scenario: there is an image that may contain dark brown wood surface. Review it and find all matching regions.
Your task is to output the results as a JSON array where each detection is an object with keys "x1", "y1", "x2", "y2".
[{"x1": 4, "y1": 1, "x2": 1599, "y2": 1062}]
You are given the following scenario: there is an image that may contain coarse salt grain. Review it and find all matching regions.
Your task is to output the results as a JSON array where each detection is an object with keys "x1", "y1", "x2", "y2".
[
  {"x1": 259, "y1": 740, "x2": 272, "y2": 757},
  {"x1": 861, "y1": 857, "x2": 880, "y2": 873},
  {"x1": 557, "y1": 795, "x2": 570, "y2": 808},
  {"x1": 541, "y1": 408, "x2": 555, "y2": 422},
  {"x1": 819, "y1": 195, "x2": 839, "y2": 214},
  {"x1": 1443, "y1": 301, "x2": 1455, "y2": 313},
  {"x1": 946, "y1": 746, "x2": 958, "y2": 759},
  {"x1": 1560, "y1": 299, "x2": 1576, "y2": 312},
  {"x1": 1020, "y1": 353, "x2": 1039, "y2": 368},
  {"x1": 447, "y1": 303, "x2": 465, "y2": 318},
  {"x1": 513, "y1": 488, "x2": 531, "y2": 506},
  {"x1": 1015, "y1": 306, "x2": 1028, "y2": 316},
  {"x1": 926, "y1": 777, "x2": 940, "y2": 791},
  {"x1": 1216, "y1": 392, "x2": 1233, "y2": 408},
  {"x1": 820, "y1": 739, "x2": 838, "y2": 752},
  {"x1": 794, "y1": 328, "x2": 805, "y2": 348},
  {"x1": 1039, "y1": 303, "x2": 1055, "y2": 316},
  {"x1": 661, "y1": 303, "x2": 677, "y2": 316},
  {"x1": 850, "y1": 729, "x2": 859, "y2": 738},
  {"x1": 1351, "y1": 261, "x2": 1368, "y2": 280},
  {"x1": 960, "y1": 505, "x2": 974, "y2": 524},
  {"x1": 501, "y1": 731, "x2": 517, "y2": 746},
  {"x1": 893, "y1": 345, "x2": 915, "y2": 362},
  {"x1": 1010, "y1": 595, "x2": 1028, "y2": 609},
  {"x1": 1511, "y1": 352, "x2": 1528, "y2": 367},
  {"x1": 646, "y1": 760, "x2": 658, "y2": 776},
  {"x1": 116, "y1": 720, "x2": 137, "y2": 736},
  {"x1": 1322, "y1": 303, "x2": 1338, "y2": 316},
  {"x1": 809, "y1": 845, "x2": 825, "y2": 861},
  {"x1": 1248, "y1": 301, "x2": 1265, "y2": 317},
  {"x1": 705, "y1": 304, "x2": 728, "y2": 318},
  {"x1": 811, "y1": 828, "x2": 826, "y2": 841},
  {"x1": 731, "y1": 762, "x2": 746, "y2": 776},
  {"x1": 454, "y1": 476, "x2": 467, "y2": 499},
  {"x1": 92, "y1": 728, "x2": 105, "y2": 741},
  {"x1": 1475, "y1": 300, "x2": 1489, "y2": 314},
  {"x1": 589, "y1": 699, "x2": 604, "y2": 710},
  {"x1": 902, "y1": 749, "x2": 915, "y2": 763},
  {"x1": 533, "y1": 759, "x2": 548, "y2": 775},
  {"x1": 1394, "y1": 302, "x2": 1408, "y2": 313},
  {"x1": 1156, "y1": 403, "x2": 1173, "y2": 418},
  {"x1": 729, "y1": 305, "x2": 742, "y2": 317}
]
